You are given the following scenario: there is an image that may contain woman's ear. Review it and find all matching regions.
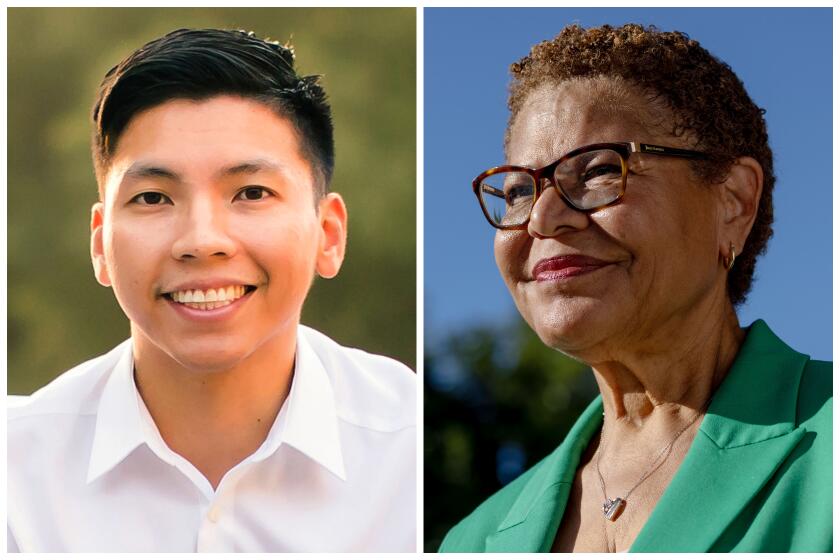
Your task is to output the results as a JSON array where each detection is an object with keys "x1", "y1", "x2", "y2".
[
  {"x1": 90, "y1": 202, "x2": 112, "y2": 287},
  {"x1": 718, "y1": 156, "x2": 763, "y2": 260},
  {"x1": 315, "y1": 193, "x2": 348, "y2": 279}
]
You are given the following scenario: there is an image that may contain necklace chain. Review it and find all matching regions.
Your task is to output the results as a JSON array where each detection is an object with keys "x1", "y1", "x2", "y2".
[{"x1": 594, "y1": 396, "x2": 713, "y2": 521}]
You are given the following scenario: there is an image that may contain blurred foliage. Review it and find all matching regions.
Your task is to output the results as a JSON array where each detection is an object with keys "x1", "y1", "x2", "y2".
[
  {"x1": 424, "y1": 316, "x2": 597, "y2": 551},
  {"x1": 8, "y1": 8, "x2": 416, "y2": 395}
]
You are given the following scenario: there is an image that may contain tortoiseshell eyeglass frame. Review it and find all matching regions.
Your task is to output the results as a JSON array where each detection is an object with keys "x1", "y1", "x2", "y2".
[{"x1": 472, "y1": 141, "x2": 710, "y2": 230}]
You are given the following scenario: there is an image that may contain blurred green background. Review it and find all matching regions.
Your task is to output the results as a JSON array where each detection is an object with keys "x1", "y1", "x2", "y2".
[
  {"x1": 8, "y1": 7, "x2": 416, "y2": 395},
  {"x1": 424, "y1": 317, "x2": 596, "y2": 550}
]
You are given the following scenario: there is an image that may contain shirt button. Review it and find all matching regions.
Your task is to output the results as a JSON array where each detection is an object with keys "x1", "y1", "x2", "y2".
[{"x1": 207, "y1": 506, "x2": 221, "y2": 523}]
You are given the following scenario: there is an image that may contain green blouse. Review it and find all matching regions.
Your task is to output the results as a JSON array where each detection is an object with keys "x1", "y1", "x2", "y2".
[{"x1": 439, "y1": 320, "x2": 832, "y2": 552}]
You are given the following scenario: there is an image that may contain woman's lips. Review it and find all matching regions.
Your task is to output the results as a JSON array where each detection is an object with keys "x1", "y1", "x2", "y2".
[{"x1": 532, "y1": 255, "x2": 611, "y2": 281}]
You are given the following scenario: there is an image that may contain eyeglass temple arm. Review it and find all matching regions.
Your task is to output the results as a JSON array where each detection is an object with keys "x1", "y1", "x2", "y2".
[{"x1": 630, "y1": 142, "x2": 709, "y2": 159}]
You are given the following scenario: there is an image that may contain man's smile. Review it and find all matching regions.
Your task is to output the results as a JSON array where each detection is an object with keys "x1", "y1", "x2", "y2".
[{"x1": 162, "y1": 284, "x2": 257, "y2": 311}]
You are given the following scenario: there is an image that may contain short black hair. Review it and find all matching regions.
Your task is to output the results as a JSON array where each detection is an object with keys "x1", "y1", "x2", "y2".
[{"x1": 91, "y1": 28, "x2": 334, "y2": 198}]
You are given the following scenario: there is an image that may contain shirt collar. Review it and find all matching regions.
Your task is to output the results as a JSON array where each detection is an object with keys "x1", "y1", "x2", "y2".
[
  {"x1": 87, "y1": 327, "x2": 347, "y2": 485},
  {"x1": 86, "y1": 340, "x2": 146, "y2": 484},
  {"x1": 260, "y1": 326, "x2": 347, "y2": 481}
]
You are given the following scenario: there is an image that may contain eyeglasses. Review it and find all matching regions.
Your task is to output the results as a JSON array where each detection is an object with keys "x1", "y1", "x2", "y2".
[{"x1": 472, "y1": 141, "x2": 709, "y2": 230}]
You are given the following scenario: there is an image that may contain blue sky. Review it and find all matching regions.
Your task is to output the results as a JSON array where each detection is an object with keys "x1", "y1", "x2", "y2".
[{"x1": 424, "y1": 8, "x2": 832, "y2": 360}]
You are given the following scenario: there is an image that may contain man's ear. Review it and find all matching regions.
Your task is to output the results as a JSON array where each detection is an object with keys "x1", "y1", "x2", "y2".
[
  {"x1": 315, "y1": 193, "x2": 348, "y2": 279},
  {"x1": 90, "y1": 202, "x2": 112, "y2": 287},
  {"x1": 718, "y1": 156, "x2": 763, "y2": 261}
]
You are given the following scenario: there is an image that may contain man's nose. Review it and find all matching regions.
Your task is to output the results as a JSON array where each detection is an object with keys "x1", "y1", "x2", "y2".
[
  {"x1": 527, "y1": 180, "x2": 589, "y2": 239},
  {"x1": 170, "y1": 198, "x2": 237, "y2": 260}
]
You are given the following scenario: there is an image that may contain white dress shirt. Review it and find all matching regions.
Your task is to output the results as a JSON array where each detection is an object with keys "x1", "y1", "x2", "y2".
[{"x1": 8, "y1": 325, "x2": 416, "y2": 552}]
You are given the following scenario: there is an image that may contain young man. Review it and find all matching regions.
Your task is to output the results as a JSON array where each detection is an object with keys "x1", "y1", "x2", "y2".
[{"x1": 8, "y1": 29, "x2": 415, "y2": 552}]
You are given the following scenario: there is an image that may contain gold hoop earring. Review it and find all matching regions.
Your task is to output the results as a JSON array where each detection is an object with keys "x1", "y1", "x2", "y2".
[{"x1": 724, "y1": 243, "x2": 736, "y2": 271}]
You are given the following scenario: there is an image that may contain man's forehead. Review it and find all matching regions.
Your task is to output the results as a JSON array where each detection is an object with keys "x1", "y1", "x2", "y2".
[{"x1": 113, "y1": 96, "x2": 302, "y2": 153}]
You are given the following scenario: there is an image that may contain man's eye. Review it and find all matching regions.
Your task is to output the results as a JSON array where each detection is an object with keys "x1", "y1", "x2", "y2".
[
  {"x1": 130, "y1": 192, "x2": 170, "y2": 205},
  {"x1": 236, "y1": 186, "x2": 273, "y2": 201}
]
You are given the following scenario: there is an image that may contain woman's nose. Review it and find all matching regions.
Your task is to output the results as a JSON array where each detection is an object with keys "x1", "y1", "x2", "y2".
[
  {"x1": 527, "y1": 181, "x2": 589, "y2": 238},
  {"x1": 171, "y1": 199, "x2": 237, "y2": 260}
]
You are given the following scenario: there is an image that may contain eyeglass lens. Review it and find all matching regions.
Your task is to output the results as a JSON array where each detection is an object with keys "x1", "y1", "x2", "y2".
[{"x1": 478, "y1": 148, "x2": 625, "y2": 227}]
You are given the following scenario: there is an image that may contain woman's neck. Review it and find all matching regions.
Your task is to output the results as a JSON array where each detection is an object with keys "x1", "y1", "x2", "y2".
[{"x1": 590, "y1": 298, "x2": 744, "y2": 432}]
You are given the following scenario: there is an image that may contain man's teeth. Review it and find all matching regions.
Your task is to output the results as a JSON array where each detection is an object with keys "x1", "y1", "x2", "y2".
[{"x1": 170, "y1": 285, "x2": 248, "y2": 309}]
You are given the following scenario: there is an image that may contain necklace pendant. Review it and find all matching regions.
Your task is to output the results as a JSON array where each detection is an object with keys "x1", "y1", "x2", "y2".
[{"x1": 602, "y1": 497, "x2": 626, "y2": 521}]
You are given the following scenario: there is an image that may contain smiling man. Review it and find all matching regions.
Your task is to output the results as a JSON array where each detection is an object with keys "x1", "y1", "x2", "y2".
[{"x1": 8, "y1": 29, "x2": 415, "y2": 553}]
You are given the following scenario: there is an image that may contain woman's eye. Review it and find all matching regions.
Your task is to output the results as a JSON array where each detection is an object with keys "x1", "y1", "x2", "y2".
[
  {"x1": 236, "y1": 186, "x2": 272, "y2": 201},
  {"x1": 583, "y1": 164, "x2": 622, "y2": 182},
  {"x1": 130, "y1": 192, "x2": 170, "y2": 205},
  {"x1": 505, "y1": 184, "x2": 534, "y2": 205}
]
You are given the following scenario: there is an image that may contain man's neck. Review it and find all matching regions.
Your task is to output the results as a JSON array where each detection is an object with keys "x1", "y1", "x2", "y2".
[{"x1": 130, "y1": 325, "x2": 297, "y2": 489}]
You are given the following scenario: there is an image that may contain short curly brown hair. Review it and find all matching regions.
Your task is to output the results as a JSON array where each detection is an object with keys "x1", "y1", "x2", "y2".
[{"x1": 507, "y1": 24, "x2": 774, "y2": 306}]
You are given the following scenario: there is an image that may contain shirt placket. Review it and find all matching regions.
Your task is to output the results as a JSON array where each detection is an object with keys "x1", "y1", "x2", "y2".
[{"x1": 195, "y1": 466, "x2": 249, "y2": 552}]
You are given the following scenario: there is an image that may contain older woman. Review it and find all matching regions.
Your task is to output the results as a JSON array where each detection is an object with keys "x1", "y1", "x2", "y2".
[{"x1": 439, "y1": 24, "x2": 831, "y2": 553}]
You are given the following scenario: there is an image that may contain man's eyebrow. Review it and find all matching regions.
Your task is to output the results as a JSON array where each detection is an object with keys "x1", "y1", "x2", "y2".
[
  {"x1": 216, "y1": 159, "x2": 286, "y2": 178},
  {"x1": 123, "y1": 163, "x2": 180, "y2": 181},
  {"x1": 121, "y1": 159, "x2": 286, "y2": 183}
]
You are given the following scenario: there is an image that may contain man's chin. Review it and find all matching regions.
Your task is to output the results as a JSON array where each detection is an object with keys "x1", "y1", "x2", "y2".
[{"x1": 167, "y1": 344, "x2": 252, "y2": 374}]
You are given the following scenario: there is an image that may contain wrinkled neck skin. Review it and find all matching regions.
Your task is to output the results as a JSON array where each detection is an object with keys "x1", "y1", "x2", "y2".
[{"x1": 588, "y1": 284, "x2": 744, "y2": 448}]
